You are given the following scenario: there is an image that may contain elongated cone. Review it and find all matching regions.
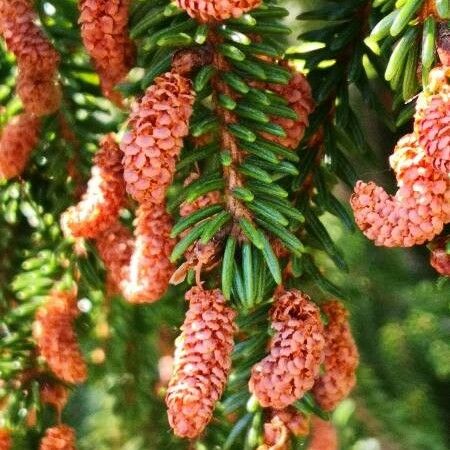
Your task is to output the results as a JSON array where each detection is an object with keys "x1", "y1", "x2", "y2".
[
  {"x1": 0, "y1": 114, "x2": 40, "y2": 179},
  {"x1": 39, "y1": 425, "x2": 76, "y2": 450},
  {"x1": 95, "y1": 220, "x2": 134, "y2": 293},
  {"x1": 122, "y1": 203, "x2": 175, "y2": 303},
  {"x1": 313, "y1": 301, "x2": 359, "y2": 411},
  {"x1": 61, "y1": 135, "x2": 125, "y2": 239},
  {"x1": 166, "y1": 287, "x2": 236, "y2": 438},
  {"x1": 249, "y1": 290, "x2": 325, "y2": 410},
  {"x1": 351, "y1": 134, "x2": 450, "y2": 247},
  {"x1": 33, "y1": 289, "x2": 87, "y2": 384},
  {"x1": 79, "y1": 0, "x2": 134, "y2": 104},
  {"x1": 414, "y1": 66, "x2": 450, "y2": 175},
  {"x1": 429, "y1": 236, "x2": 450, "y2": 276},
  {"x1": 307, "y1": 418, "x2": 338, "y2": 450},
  {"x1": 176, "y1": 0, "x2": 261, "y2": 22},
  {"x1": 121, "y1": 71, "x2": 195, "y2": 205},
  {"x1": 0, "y1": 0, "x2": 61, "y2": 116},
  {"x1": 0, "y1": 429, "x2": 11, "y2": 450},
  {"x1": 260, "y1": 68, "x2": 314, "y2": 150}
]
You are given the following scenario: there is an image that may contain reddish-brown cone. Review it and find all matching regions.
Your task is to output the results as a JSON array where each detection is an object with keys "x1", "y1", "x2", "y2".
[
  {"x1": 40, "y1": 382, "x2": 69, "y2": 414},
  {"x1": 249, "y1": 290, "x2": 325, "y2": 410},
  {"x1": 259, "y1": 68, "x2": 314, "y2": 150},
  {"x1": 33, "y1": 289, "x2": 87, "y2": 384},
  {"x1": 0, "y1": 0, "x2": 61, "y2": 116},
  {"x1": 39, "y1": 425, "x2": 76, "y2": 450},
  {"x1": 307, "y1": 418, "x2": 338, "y2": 450},
  {"x1": 122, "y1": 203, "x2": 175, "y2": 303},
  {"x1": 61, "y1": 135, "x2": 125, "y2": 239},
  {"x1": 121, "y1": 71, "x2": 195, "y2": 205},
  {"x1": 313, "y1": 301, "x2": 359, "y2": 411},
  {"x1": 414, "y1": 66, "x2": 449, "y2": 175},
  {"x1": 166, "y1": 287, "x2": 236, "y2": 438},
  {"x1": 78, "y1": 0, "x2": 134, "y2": 104},
  {"x1": 95, "y1": 220, "x2": 134, "y2": 294},
  {"x1": 351, "y1": 134, "x2": 450, "y2": 247},
  {"x1": 429, "y1": 236, "x2": 450, "y2": 276},
  {"x1": 0, "y1": 429, "x2": 11, "y2": 450},
  {"x1": 0, "y1": 114, "x2": 41, "y2": 179},
  {"x1": 176, "y1": 0, "x2": 261, "y2": 22}
]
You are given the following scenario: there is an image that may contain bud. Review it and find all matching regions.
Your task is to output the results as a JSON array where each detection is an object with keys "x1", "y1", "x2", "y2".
[
  {"x1": 39, "y1": 425, "x2": 76, "y2": 450},
  {"x1": 33, "y1": 289, "x2": 87, "y2": 384},
  {"x1": 249, "y1": 290, "x2": 325, "y2": 410},
  {"x1": 79, "y1": 0, "x2": 134, "y2": 105},
  {"x1": 176, "y1": 0, "x2": 262, "y2": 23},
  {"x1": 61, "y1": 135, "x2": 125, "y2": 239},
  {"x1": 121, "y1": 71, "x2": 195, "y2": 205},
  {"x1": 40, "y1": 382, "x2": 69, "y2": 414},
  {"x1": 166, "y1": 287, "x2": 236, "y2": 438},
  {"x1": 0, "y1": 114, "x2": 41, "y2": 180},
  {"x1": 429, "y1": 236, "x2": 450, "y2": 276},
  {"x1": 313, "y1": 301, "x2": 359, "y2": 411}
]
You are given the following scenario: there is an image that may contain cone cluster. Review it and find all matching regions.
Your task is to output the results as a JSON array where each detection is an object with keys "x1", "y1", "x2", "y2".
[{"x1": 39, "y1": 425, "x2": 76, "y2": 450}]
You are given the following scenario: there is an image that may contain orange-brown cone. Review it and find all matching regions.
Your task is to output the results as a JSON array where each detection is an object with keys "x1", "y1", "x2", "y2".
[
  {"x1": 33, "y1": 289, "x2": 87, "y2": 384},
  {"x1": 61, "y1": 134, "x2": 125, "y2": 239},
  {"x1": 249, "y1": 290, "x2": 325, "y2": 410},
  {"x1": 39, "y1": 425, "x2": 76, "y2": 450},
  {"x1": 313, "y1": 301, "x2": 359, "y2": 411},
  {"x1": 166, "y1": 287, "x2": 236, "y2": 438},
  {"x1": 0, "y1": 429, "x2": 11, "y2": 450},
  {"x1": 307, "y1": 418, "x2": 338, "y2": 450},
  {"x1": 0, "y1": 114, "x2": 40, "y2": 179}
]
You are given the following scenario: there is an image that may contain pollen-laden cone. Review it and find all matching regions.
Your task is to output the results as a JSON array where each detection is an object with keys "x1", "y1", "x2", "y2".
[
  {"x1": 95, "y1": 220, "x2": 134, "y2": 294},
  {"x1": 176, "y1": 0, "x2": 262, "y2": 22},
  {"x1": 78, "y1": 0, "x2": 134, "y2": 105},
  {"x1": 351, "y1": 134, "x2": 450, "y2": 247},
  {"x1": 312, "y1": 301, "x2": 359, "y2": 411},
  {"x1": 0, "y1": 429, "x2": 11, "y2": 450},
  {"x1": 166, "y1": 287, "x2": 236, "y2": 438},
  {"x1": 39, "y1": 425, "x2": 76, "y2": 450},
  {"x1": 33, "y1": 289, "x2": 87, "y2": 384},
  {"x1": 121, "y1": 71, "x2": 195, "y2": 205},
  {"x1": 40, "y1": 382, "x2": 69, "y2": 414},
  {"x1": 179, "y1": 171, "x2": 222, "y2": 217},
  {"x1": 307, "y1": 417, "x2": 338, "y2": 450},
  {"x1": 61, "y1": 135, "x2": 125, "y2": 239},
  {"x1": 259, "y1": 67, "x2": 314, "y2": 150},
  {"x1": 414, "y1": 66, "x2": 449, "y2": 175},
  {"x1": 259, "y1": 408, "x2": 310, "y2": 450},
  {"x1": 429, "y1": 236, "x2": 450, "y2": 276},
  {"x1": 0, "y1": 0, "x2": 61, "y2": 116},
  {"x1": 0, "y1": 114, "x2": 41, "y2": 179},
  {"x1": 249, "y1": 290, "x2": 325, "y2": 410},
  {"x1": 122, "y1": 203, "x2": 174, "y2": 303}
]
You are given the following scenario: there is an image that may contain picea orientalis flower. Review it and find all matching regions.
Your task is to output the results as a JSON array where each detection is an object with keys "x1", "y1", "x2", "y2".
[
  {"x1": 414, "y1": 66, "x2": 449, "y2": 175},
  {"x1": 176, "y1": 0, "x2": 262, "y2": 23},
  {"x1": 166, "y1": 287, "x2": 236, "y2": 438},
  {"x1": 40, "y1": 382, "x2": 69, "y2": 415},
  {"x1": 0, "y1": 0, "x2": 61, "y2": 116},
  {"x1": 122, "y1": 203, "x2": 175, "y2": 303},
  {"x1": 0, "y1": 114, "x2": 40, "y2": 179},
  {"x1": 95, "y1": 220, "x2": 134, "y2": 294},
  {"x1": 351, "y1": 134, "x2": 450, "y2": 247},
  {"x1": 0, "y1": 429, "x2": 11, "y2": 450},
  {"x1": 249, "y1": 290, "x2": 325, "y2": 410},
  {"x1": 39, "y1": 425, "x2": 76, "y2": 450},
  {"x1": 313, "y1": 301, "x2": 359, "y2": 411},
  {"x1": 121, "y1": 71, "x2": 195, "y2": 205},
  {"x1": 78, "y1": 0, "x2": 134, "y2": 105},
  {"x1": 33, "y1": 289, "x2": 87, "y2": 384},
  {"x1": 61, "y1": 134, "x2": 125, "y2": 239},
  {"x1": 307, "y1": 417, "x2": 338, "y2": 450}
]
